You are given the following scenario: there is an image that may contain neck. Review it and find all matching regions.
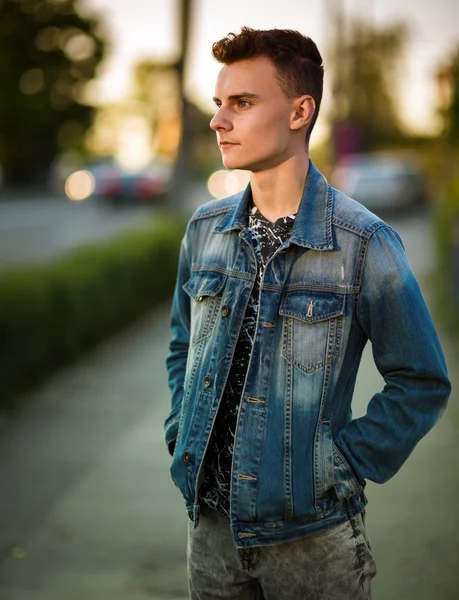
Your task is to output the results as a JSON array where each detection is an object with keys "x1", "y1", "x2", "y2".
[{"x1": 249, "y1": 153, "x2": 310, "y2": 222}]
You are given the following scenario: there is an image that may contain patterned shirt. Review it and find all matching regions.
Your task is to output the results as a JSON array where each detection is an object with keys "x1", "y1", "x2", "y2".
[{"x1": 198, "y1": 203, "x2": 296, "y2": 517}]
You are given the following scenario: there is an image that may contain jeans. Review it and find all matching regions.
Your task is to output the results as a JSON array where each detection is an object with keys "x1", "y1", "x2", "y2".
[{"x1": 187, "y1": 505, "x2": 377, "y2": 599}]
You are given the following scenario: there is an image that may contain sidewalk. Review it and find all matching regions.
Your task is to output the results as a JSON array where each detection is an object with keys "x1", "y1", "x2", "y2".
[
  {"x1": 0, "y1": 213, "x2": 458, "y2": 599},
  {"x1": 0, "y1": 306, "x2": 189, "y2": 600}
]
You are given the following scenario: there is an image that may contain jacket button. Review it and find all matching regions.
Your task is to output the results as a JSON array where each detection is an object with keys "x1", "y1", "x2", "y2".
[
  {"x1": 203, "y1": 376, "x2": 212, "y2": 388},
  {"x1": 221, "y1": 305, "x2": 229, "y2": 316},
  {"x1": 183, "y1": 451, "x2": 191, "y2": 463}
]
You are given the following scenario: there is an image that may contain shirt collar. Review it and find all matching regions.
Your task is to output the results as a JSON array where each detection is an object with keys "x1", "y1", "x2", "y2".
[
  {"x1": 213, "y1": 160, "x2": 335, "y2": 251},
  {"x1": 248, "y1": 201, "x2": 296, "y2": 224}
]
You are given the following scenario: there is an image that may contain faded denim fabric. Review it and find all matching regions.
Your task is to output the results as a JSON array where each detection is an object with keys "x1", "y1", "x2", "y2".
[
  {"x1": 165, "y1": 160, "x2": 451, "y2": 548},
  {"x1": 188, "y1": 505, "x2": 376, "y2": 599}
]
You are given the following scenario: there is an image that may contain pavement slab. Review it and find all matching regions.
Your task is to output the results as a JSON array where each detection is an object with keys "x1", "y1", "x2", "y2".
[{"x1": 0, "y1": 308, "x2": 189, "y2": 600}]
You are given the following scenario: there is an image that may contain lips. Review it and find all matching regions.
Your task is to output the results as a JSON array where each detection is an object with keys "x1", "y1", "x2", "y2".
[{"x1": 219, "y1": 141, "x2": 238, "y2": 148}]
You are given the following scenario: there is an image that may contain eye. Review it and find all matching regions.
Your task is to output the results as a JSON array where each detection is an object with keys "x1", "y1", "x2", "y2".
[{"x1": 237, "y1": 99, "x2": 251, "y2": 108}]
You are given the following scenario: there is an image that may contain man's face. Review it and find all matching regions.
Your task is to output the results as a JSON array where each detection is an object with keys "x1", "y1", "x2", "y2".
[{"x1": 210, "y1": 57, "x2": 298, "y2": 172}]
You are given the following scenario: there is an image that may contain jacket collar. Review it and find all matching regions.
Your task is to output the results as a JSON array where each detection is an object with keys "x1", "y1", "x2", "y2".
[{"x1": 213, "y1": 160, "x2": 335, "y2": 251}]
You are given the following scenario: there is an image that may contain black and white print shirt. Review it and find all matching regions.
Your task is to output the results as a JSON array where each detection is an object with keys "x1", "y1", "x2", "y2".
[{"x1": 199, "y1": 203, "x2": 297, "y2": 517}]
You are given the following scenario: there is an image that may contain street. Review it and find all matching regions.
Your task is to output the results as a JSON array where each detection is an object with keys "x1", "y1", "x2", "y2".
[
  {"x1": 0, "y1": 209, "x2": 457, "y2": 599},
  {"x1": 0, "y1": 186, "x2": 213, "y2": 274},
  {"x1": 0, "y1": 196, "x2": 157, "y2": 273}
]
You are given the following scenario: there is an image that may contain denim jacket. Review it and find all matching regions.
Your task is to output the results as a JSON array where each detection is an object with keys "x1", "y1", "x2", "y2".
[{"x1": 165, "y1": 161, "x2": 450, "y2": 548}]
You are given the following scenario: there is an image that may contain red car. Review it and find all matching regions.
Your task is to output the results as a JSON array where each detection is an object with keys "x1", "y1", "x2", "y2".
[{"x1": 93, "y1": 161, "x2": 172, "y2": 206}]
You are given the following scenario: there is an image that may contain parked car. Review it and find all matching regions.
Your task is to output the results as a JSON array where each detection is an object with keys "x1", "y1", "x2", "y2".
[
  {"x1": 330, "y1": 152, "x2": 427, "y2": 214},
  {"x1": 93, "y1": 161, "x2": 172, "y2": 206}
]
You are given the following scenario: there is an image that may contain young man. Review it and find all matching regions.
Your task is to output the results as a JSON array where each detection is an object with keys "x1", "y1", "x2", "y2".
[{"x1": 165, "y1": 27, "x2": 450, "y2": 599}]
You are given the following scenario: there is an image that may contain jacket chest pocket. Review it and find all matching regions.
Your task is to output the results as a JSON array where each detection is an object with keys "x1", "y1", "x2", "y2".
[
  {"x1": 183, "y1": 270, "x2": 227, "y2": 345},
  {"x1": 280, "y1": 290, "x2": 345, "y2": 374}
]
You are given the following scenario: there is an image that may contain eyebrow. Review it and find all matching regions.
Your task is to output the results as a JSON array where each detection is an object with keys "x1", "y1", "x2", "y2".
[{"x1": 212, "y1": 92, "x2": 261, "y2": 103}]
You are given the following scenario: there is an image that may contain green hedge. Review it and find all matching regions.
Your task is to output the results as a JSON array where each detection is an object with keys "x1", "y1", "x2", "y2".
[
  {"x1": 436, "y1": 175, "x2": 459, "y2": 333},
  {"x1": 0, "y1": 217, "x2": 185, "y2": 409}
]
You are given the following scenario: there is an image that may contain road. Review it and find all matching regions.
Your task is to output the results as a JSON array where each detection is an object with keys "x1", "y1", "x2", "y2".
[
  {"x1": 0, "y1": 209, "x2": 457, "y2": 599},
  {"x1": 0, "y1": 187, "x2": 212, "y2": 273},
  {"x1": 0, "y1": 196, "x2": 158, "y2": 273}
]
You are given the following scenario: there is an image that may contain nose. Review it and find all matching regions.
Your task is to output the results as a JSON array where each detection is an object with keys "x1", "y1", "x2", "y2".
[{"x1": 210, "y1": 107, "x2": 232, "y2": 132}]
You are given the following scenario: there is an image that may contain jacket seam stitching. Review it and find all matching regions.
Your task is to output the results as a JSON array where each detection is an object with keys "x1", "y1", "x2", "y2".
[
  {"x1": 354, "y1": 225, "x2": 390, "y2": 320},
  {"x1": 191, "y1": 265, "x2": 254, "y2": 281},
  {"x1": 282, "y1": 283, "x2": 359, "y2": 294},
  {"x1": 190, "y1": 205, "x2": 235, "y2": 221},
  {"x1": 332, "y1": 217, "x2": 386, "y2": 239}
]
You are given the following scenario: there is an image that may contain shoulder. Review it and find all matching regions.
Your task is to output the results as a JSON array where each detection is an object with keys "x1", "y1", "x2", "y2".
[
  {"x1": 190, "y1": 191, "x2": 243, "y2": 222},
  {"x1": 331, "y1": 186, "x2": 388, "y2": 240}
]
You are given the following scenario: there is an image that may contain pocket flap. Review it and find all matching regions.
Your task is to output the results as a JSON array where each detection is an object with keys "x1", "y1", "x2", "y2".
[
  {"x1": 279, "y1": 290, "x2": 345, "y2": 323},
  {"x1": 183, "y1": 270, "x2": 227, "y2": 301}
]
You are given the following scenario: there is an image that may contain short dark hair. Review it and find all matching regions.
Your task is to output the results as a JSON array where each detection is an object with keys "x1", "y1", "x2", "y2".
[{"x1": 212, "y1": 27, "x2": 324, "y2": 145}]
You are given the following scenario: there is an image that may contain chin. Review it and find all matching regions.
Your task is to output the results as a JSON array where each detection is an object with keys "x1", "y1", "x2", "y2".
[
  {"x1": 222, "y1": 157, "x2": 245, "y2": 170},
  {"x1": 222, "y1": 156, "x2": 255, "y2": 171},
  {"x1": 222, "y1": 151, "x2": 278, "y2": 173}
]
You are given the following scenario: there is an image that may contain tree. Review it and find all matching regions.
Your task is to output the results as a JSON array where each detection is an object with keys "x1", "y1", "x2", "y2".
[
  {"x1": 329, "y1": 17, "x2": 408, "y2": 157},
  {"x1": 171, "y1": 0, "x2": 194, "y2": 195},
  {"x1": 0, "y1": 0, "x2": 106, "y2": 185},
  {"x1": 85, "y1": 58, "x2": 217, "y2": 181},
  {"x1": 437, "y1": 45, "x2": 459, "y2": 146},
  {"x1": 132, "y1": 60, "x2": 182, "y2": 160},
  {"x1": 132, "y1": 59, "x2": 217, "y2": 172}
]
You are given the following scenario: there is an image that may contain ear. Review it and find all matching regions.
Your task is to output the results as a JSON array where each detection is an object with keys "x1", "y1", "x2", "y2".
[{"x1": 290, "y1": 95, "x2": 316, "y2": 131}]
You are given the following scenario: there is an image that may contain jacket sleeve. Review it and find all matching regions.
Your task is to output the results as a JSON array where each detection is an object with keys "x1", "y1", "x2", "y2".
[
  {"x1": 335, "y1": 224, "x2": 451, "y2": 485},
  {"x1": 164, "y1": 226, "x2": 192, "y2": 456}
]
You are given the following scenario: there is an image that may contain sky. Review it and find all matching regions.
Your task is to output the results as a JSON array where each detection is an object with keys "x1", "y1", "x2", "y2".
[{"x1": 79, "y1": 0, "x2": 459, "y2": 138}]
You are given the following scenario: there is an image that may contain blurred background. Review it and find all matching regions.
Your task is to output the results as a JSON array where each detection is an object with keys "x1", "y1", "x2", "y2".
[{"x1": 0, "y1": 1, "x2": 458, "y2": 599}]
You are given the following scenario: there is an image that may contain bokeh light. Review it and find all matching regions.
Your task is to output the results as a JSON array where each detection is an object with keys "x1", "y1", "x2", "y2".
[
  {"x1": 35, "y1": 26, "x2": 60, "y2": 52},
  {"x1": 64, "y1": 33, "x2": 96, "y2": 62},
  {"x1": 19, "y1": 68, "x2": 45, "y2": 95},
  {"x1": 207, "y1": 169, "x2": 250, "y2": 199},
  {"x1": 115, "y1": 116, "x2": 152, "y2": 172},
  {"x1": 65, "y1": 170, "x2": 96, "y2": 201}
]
